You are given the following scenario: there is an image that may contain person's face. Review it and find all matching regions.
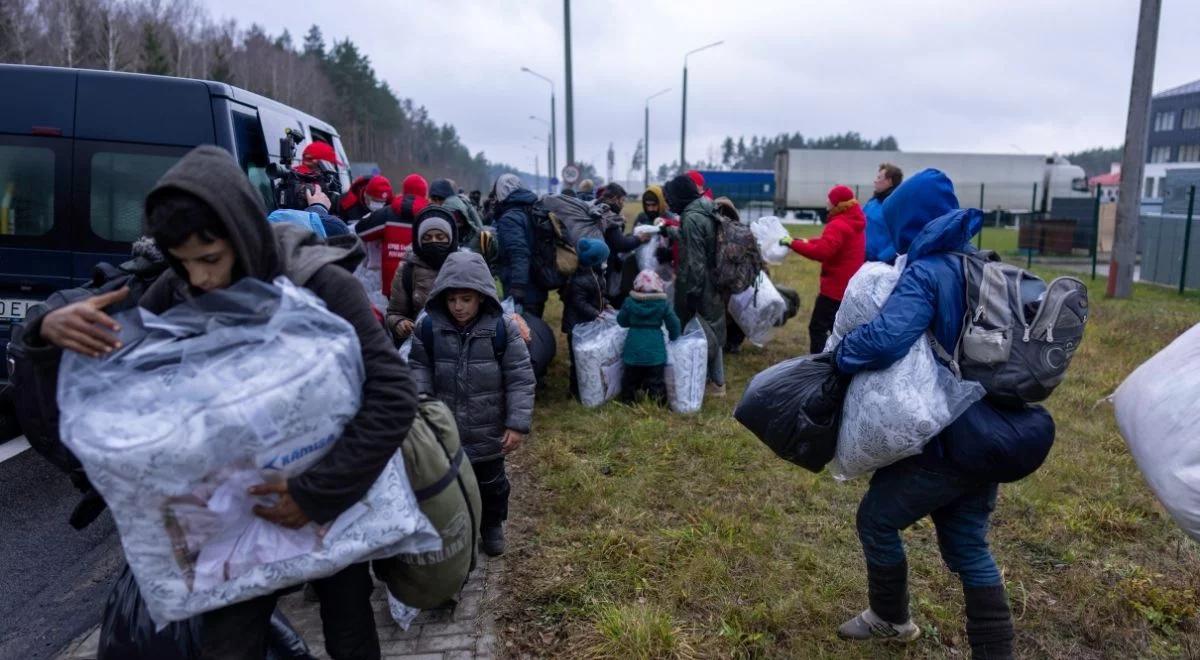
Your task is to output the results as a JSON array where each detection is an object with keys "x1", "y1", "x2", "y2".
[
  {"x1": 643, "y1": 198, "x2": 660, "y2": 217},
  {"x1": 365, "y1": 195, "x2": 386, "y2": 211},
  {"x1": 446, "y1": 289, "x2": 482, "y2": 326},
  {"x1": 874, "y1": 169, "x2": 892, "y2": 194},
  {"x1": 604, "y1": 195, "x2": 623, "y2": 213},
  {"x1": 169, "y1": 235, "x2": 236, "y2": 293},
  {"x1": 422, "y1": 228, "x2": 450, "y2": 245}
]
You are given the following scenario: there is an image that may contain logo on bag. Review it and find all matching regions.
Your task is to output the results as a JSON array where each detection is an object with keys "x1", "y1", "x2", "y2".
[{"x1": 262, "y1": 433, "x2": 336, "y2": 470}]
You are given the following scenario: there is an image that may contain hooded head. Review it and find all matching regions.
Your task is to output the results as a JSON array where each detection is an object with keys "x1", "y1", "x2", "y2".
[
  {"x1": 713, "y1": 197, "x2": 740, "y2": 223},
  {"x1": 401, "y1": 174, "x2": 429, "y2": 198},
  {"x1": 144, "y1": 145, "x2": 277, "y2": 292},
  {"x1": 576, "y1": 237, "x2": 610, "y2": 269},
  {"x1": 664, "y1": 174, "x2": 702, "y2": 215},
  {"x1": 426, "y1": 251, "x2": 501, "y2": 323},
  {"x1": 686, "y1": 170, "x2": 712, "y2": 199},
  {"x1": 412, "y1": 206, "x2": 459, "y2": 269},
  {"x1": 642, "y1": 185, "x2": 667, "y2": 220},
  {"x1": 494, "y1": 173, "x2": 525, "y2": 203},
  {"x1": 882, "y1": 168, "x2": 981, "y2": 258},
  {"x1": 429, "y1": 178, "x2": 455, "y2": 202}
]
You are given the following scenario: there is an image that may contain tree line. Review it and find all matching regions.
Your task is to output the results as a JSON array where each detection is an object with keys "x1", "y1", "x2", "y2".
[{"x1": 0, "y1": 0, "x2": 514, "y2": 191}]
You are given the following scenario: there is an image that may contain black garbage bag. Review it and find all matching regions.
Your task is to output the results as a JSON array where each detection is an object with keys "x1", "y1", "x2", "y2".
[
  {"x1": 734, "y1": 353, "x2": 850, "y2": 472},
  {"x1": 99, "y1": 565, "x2": 201, "y2": 660},
  {"x1": 523, "y1": 311, "x2": 557, "y2": 382}
]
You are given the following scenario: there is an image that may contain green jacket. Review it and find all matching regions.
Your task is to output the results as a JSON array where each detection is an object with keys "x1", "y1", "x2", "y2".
[
  {"x1": 673, "y1": 197, "x2": 726, "y2": 345},
  {"x1": 617, "y1": 292, "x2": 682, "y2": 366}
]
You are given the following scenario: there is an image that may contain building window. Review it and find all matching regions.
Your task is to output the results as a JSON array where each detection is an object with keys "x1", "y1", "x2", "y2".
[
  {"x1": 1154, "y1": 111, "x2": 1177, "y2": 132},
  {"x1": 1150, "y1": 146, "x2": 1172, "y2": 163},
  {"x1": 1144, "y1": 177, "x2": 1155, "y2": 198},
  {"x1": 1179, "y1": 144, "x2": 1200, "y2": 162},
  {"x1": 1183, "y1": 108, "x2": 1200, "y2": 130}
]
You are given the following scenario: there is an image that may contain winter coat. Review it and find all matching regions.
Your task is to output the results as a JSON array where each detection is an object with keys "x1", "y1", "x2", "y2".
[
  {"x1": 409, "y1": 252, "x2": 536, "y2": 463},
  {"x1": 617, "y1": 292, "x2": 681, "y2": 367},
  {"x1": 494, "y1": 187, "x2": 547, "y2": 306},
  {"x1": 864, "y1": 190, "x2": 897, "y2": 263},
  {"x1": 788, "y1": 202, "x2": 865, "y2": 301},
  {"x1": 386, "y1": 250, "x2": 440, "y2": 339},
  {"x1": 635, "y1": 186, "x2": 671, "y2": 227},
  {"x1": 441, "y1": 194, "x2": 483, "y2": 253},
  {"x1": 561, "y1": 265, "x2": 606, "y2": 335},
  {"x1": 673, "y1": 196, "x2": 726, "y2": 346},
  {"x1": 133, "y1": 146, "x2": 417, "y2": 524}
]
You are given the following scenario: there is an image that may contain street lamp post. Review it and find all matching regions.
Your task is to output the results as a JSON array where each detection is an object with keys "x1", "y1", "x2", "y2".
[
  {"x1": 521, "y1": 68, "x2": 557, "y2": 192},
  {"x1": 644, "y1": 88, "x2": 671, "y2": 189},
  {"x1": 531, "y1": 116, "x2": 553, "y2": 194},
  {"x1": 532, "y1": 135, "x2": 548, "y2": 195},
  {"x1": 680, "y1": 40, "x2": 723, "y2": 171}
]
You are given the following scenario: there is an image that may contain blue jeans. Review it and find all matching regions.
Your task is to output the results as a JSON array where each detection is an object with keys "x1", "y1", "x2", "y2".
[{"x1": 856, "y1": 456, "x2": 1002, "y2": 588}]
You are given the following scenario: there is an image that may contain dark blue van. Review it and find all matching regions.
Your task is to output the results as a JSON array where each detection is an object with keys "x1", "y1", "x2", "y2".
[{"x1": 0, "y1": 64, "x2": 350, "y2": 376}]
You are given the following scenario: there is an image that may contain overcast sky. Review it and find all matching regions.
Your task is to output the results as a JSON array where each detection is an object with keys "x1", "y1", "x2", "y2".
[{"x1": 204, "y1": 0, "x2": 1200, "y2": 180}]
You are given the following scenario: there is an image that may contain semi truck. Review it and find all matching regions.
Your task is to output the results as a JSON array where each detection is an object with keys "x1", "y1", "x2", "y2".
[{"x1": 773, "y1": 149, "x2": 1089, "y2": 217}]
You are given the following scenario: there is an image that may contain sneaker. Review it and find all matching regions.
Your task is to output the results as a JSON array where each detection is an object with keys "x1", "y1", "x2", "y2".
[
  {"x1": 837, "y1": 608, "x2": 920, "y2": 643},
  {"x1": 705, "y1": 382, "x2": 727, "y2": 398},
  {"x1": 481, "y1": 524, "x2": 506, "y2": 557}
]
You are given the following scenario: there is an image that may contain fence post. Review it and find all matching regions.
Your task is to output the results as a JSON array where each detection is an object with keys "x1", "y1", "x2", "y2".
[
  {"x1": 977, "y1": 183, "x2": 985, "y2": 248},
  {"x1": 1181, "y1": 185, "x2": 1196, "y2": 295},
  {"x1": 1091, "y1": 184, "x2": 1103, "y2": 281}
]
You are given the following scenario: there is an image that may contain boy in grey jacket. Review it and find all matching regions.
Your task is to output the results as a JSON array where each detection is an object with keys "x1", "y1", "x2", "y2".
[{"x1": 409, "y1": 251, "x2": 536, "y2": 556}]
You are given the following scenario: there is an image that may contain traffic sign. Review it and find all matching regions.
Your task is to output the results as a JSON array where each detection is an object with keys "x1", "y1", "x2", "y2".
[{"x1": 561, "y1": 165, "x2": 580, "y2": 185}]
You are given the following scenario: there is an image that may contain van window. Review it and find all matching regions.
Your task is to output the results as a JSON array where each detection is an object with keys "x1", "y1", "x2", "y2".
[
  {"x1": 0, "y1": 145, "x2": 55, "y2": 236},
  {"x1": 90, "y1": 152, "x2": 181, "y2": 243},
  {"x1": 231, "y1": 105, "x2": 274, "y2": 210}
]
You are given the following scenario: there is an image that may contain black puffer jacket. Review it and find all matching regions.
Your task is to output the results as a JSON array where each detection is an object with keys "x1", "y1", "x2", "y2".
[
  {"x1": 409, "y1": 252, "x2": 535, "y2": 463},
  {"x1": 560, "y1": 265, "x2": 605, "y2": 335}
]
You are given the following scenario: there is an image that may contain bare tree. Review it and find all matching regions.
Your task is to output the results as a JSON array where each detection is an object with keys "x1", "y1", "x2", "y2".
[{"x1": 0, "y1": 0, "x2": 38, "y2": 64}]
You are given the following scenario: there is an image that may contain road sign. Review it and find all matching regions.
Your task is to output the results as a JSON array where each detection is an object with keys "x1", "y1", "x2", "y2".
[
  {"x1": 550, "y1": 177, "x2": 560, "y2": 186},
  {"x1": 561, "y1": 165, "x2": 580, "y2": 185}
]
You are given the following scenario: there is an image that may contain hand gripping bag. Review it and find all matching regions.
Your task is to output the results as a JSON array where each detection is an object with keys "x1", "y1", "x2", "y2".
[
  {"x1": 572, "y1": 312, "x2": 627, "y2": 408},
  {"x1": 728, "y1": 271, "x2": 787, "y2": 347},
  {"x1": 827, "y1": 262, "x2": 985, "y2": 480},
  {"x1": 734, "y1": 353, "x2": 850, "y2": 472},
  {"x1": 1113, "y1": 323, "x2": 1200, "y2": 541},
  {"x1": 664, "y1": 319, "x2": 708, "y2": 413},
  {"x1": 58, "y1": 277, "x2": 440, "y2": 624},
  {"x1": 751, "y1": 216, "x2": 791, "y2": 265}
]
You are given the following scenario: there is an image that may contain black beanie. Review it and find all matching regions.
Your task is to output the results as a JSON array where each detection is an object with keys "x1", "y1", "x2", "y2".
[
  {"x1": 429, "y1": 178, "x2": 455, "y2": 200},
  {"x1": 664, "y1": 175, "x2": 701, "y2": 215}
]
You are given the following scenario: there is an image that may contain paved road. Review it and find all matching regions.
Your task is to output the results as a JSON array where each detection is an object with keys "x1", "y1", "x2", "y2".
[{"x1": 0, "y1": 440, "x2": 121, "y2": 660}]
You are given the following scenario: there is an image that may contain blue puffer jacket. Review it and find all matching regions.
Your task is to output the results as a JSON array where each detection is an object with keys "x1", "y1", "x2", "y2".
[
  {"x1": 494, "y1": 187, "x2": 547, "y2": 306},
  {"x1": 863, "y1": 196, "x2": 896, "y2": 264}
]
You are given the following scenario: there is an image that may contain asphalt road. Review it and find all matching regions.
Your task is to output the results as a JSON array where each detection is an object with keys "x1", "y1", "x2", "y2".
[{"x1": 0, "y1": 440, "x2": 121, "y2": 660}]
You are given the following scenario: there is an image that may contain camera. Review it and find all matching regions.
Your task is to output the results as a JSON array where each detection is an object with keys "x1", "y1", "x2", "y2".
[{"x1": 267, "y1": 129, "x2": 343, "y2": 211}]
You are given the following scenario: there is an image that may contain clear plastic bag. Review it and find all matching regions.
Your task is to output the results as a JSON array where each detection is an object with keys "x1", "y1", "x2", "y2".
[
  {"x1": 751, "y1": 216, "x2": 790, "y2": 265},
  {"x1": 826, "y1": 262, "x2": 985, "y2": 480},
  {"x1": 664, "y1": 318, "x2": 708, "y2": 413},
  {"x1": 1113, "y1": 322, "x2": 1200, "y2": 541},
  {"x1": 572, "y1": 312, "x2": 627, "y2": 408},
  {"x1": 727, "y1": 272, "x2": 787, "y2": 347},
  {"x1": 59, "y1": 277, "x2": 440, "y2": 623},
  {"x1": 351, "y1": 241, "x2": 389, "y2": 310}
]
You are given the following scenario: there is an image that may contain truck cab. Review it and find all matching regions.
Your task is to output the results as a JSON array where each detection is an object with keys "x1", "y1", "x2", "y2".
[{"x1": 0, "y1": 64, "x2": 349, "y2": 377}]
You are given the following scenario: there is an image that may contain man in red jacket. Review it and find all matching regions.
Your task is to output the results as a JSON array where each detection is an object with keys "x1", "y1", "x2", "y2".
[{"x1": 782, "y1": 184, "x2": 866, "y2": 353}]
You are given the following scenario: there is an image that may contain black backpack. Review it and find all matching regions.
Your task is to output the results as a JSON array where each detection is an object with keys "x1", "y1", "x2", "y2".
[{"x1": 528, "y1": 201, "x2": 577, "y2": 291}]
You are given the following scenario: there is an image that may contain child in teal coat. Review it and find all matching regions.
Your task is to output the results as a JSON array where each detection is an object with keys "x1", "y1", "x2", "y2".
[{"x1": 617, "y1": 269, "x2": 682, "y2": 404}]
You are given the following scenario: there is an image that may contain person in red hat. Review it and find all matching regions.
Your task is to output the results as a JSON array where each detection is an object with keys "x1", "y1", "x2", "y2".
[
  {"x1": 780, "y1": 184, "x2": 866, "y2": 353},
  {"x1": 293, "y1": 141, "x2": 341, "y2": 177},
  {"x1": 340, "y1": 175, "x2": 393, "y2": 222},
  {"x1": 685, "y1": 170, "x2": 714, "y2": 199}
]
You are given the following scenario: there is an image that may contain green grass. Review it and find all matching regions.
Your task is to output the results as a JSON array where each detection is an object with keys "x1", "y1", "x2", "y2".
[{"x1": 496, "y1": 209, "x2": 1200, "y2": 658}]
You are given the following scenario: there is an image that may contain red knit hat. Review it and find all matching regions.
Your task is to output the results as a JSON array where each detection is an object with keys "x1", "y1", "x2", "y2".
[
  {"x1": 364, "y1": 175, "x2": 393, "y2": 202},
  {"x1": 828, "y1": 185, "x2": 855, "y2": 206},
  {"x1": 401, "y1": 174, "x2": 429, "y2": 198},
  {"x1": 302, "y1": 141, "x2": 341, "y2": 165},
  {"x1": 686, "y1": 170, "x2": 705, "y2": 188}
]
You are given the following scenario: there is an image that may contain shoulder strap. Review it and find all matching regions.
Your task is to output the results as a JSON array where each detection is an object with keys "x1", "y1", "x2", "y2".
[
  {"x1": 402, "y1": 261, "x2": 416, "y2": 316},
  {"x1": 419, "y1": 314, "x2": 435, "y2": 364},
  {"x1": 493, "y1": 316, "x2": 507, "y2": 360}
]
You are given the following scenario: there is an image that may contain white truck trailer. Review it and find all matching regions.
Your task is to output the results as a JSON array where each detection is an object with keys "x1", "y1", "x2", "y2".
[{"x1": 773, "y1": 149, "x2": 1088, "y2": 217}]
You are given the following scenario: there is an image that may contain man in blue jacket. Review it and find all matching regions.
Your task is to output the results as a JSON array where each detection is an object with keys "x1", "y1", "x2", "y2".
[
  {"x1": 862, "y1": 163, "x2": 902, "y2": 263},
  {"x1": 833, "y1": 169, "x2": 1014, "y2": 658},
  {"x1": 493, "y1": 174, "x2": 547, "y2": 318}
]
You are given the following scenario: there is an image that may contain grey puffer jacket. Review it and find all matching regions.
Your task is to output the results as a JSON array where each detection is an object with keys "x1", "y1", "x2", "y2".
[{"x1": 409, "y1": 252, "x2": 535, "y2": 462}]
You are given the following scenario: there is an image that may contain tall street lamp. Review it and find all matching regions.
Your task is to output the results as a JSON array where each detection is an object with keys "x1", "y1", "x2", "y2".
[
  {"x1": 644, "y1": 87, "x2": 671, "y2": 189},
  {"x1": 680, "y1": 40, "x2": 723, "y2": 171},
  {"x1": 531, "y1": 116, "x2": 552, "y2": 194},
  {"x1": 521, "y1": 145, "x2": 540, "y2": 194},
  {"x1": 521, "y1": 67, "x2": 557, "y2": 191},
  {"x1": 531, "y1": 135, "x2": 548, "y2": 194}
]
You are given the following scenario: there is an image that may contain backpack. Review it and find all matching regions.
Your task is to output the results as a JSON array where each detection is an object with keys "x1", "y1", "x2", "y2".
[
  {"x1": 711, "y1": 211, "x2": 763, "y2": 295},
  {"x1": 417, "y1": 313, "x2": 508, "y2": 364},
  {"x1": 931, "y1": 250, "x2": 1089, "y2": 406},
  {"x1": 529, "y1": 201, "x2": 578, "y2": 290},
  {"x1": 372, "y1": 398, "x2": 482, "y2": 608}
]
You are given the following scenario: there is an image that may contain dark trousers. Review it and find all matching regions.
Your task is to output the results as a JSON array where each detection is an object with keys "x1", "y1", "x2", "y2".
[
  {"x1": 808, "y1": 293, "x2": 841, "y2": 354},
  {"x1": 620, "y1": 364, "x2": 666, "y2": 405},
  {"x1": 567, "y1": 336, "x2": 579, "y2": 399},
  {"x1": 471, "y1": 457, "x2": 510, "y2": 529},
  {"x1": 200, "y1": 562, "x2": 379, "y2": 660}
]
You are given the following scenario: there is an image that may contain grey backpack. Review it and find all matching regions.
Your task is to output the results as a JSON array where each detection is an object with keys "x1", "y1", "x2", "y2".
[{"x1": 932, "y1": 250, "x2": 1089, "y2": 406}]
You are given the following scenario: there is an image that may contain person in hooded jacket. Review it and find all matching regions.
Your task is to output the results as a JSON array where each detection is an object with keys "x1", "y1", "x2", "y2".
[
  {"x1": 356, "y1": 174, "x2": 429, "y2": 306},
  {"x1": 781, "y1": 185, "x2": 866, "y2": 354},
  {"x1": 30, "y1": 145, "x2": 414, "y2": 660},
  {"x1": 493, "y1": 174, "x2": 546, "y2": 318},
  {"x1": 386, "y1": 206, "x2": 459, "y2": 341},
  {"x1": 663, "y1": 174, "x2": 727, "y2": 396},
  {"x1": 408, "y1": 251, "x2": 535, "y2": 557},
  {"x1": 561, "y1": 238, "x2": 610, "y2": 399},
  {"x1": 831, "y1": 169, "x2": 1022, "y2": 658},
  {"x1": 595, "y1": 184, "x2": 653, "y2": 308},
  {"x1": 686, "y1": 170, "x2": 714, "y2": 200},
  {"x1": 863, "y1": 163, "x2": 903, "y2": 263},
  {"x1": 634, "y1": 185, "x2": 673, "y2": 227},
  {"x1": 617, "y1": 269, "x2": 681, "y2": 405}
]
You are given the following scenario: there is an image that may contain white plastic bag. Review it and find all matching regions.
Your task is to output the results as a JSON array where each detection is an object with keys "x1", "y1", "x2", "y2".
[
  {"x1": 664, "y1": 319, "x2": 707, "y2": 413},
  {"x1": 1113, "y1": 323, "x2": 1200, "y2": 541},
  {"x1": 397, "y1": 310, "x2": 427, "y2": 363},
  {"x1": 751, "y1": 216, "x2": 791, "y2": 265},
  {"x1": 352, "y1": 241, "x2": 389, "y2": 312},
  {"x1": 727, "y1": 272, "x2": 787, "y2": 347},
  {"x1": 826, "y1": 262, "x2": 985, "y2": 480},
  {"x1": 58, "y1": 277, "x2": 440, "y2": 623},
  {"x1": 572, "y1": 312, "x2": 627, "y2": 408}
]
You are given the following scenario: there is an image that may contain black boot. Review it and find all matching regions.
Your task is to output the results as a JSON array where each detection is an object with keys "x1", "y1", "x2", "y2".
[
  {"x1": 866, "y1": 560, "x2": 910, "y2": 624},
  {"x1": 482, "y1": 524, "x2": 506, "y2": 556},
  {"x1": 964, "y1": 585, "x2": 1014, "y2": 659}
]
